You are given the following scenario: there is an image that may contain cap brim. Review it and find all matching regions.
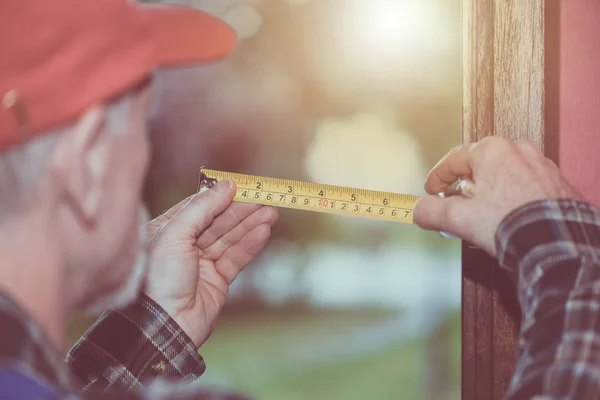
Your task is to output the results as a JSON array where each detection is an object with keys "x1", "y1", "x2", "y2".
[{"x1": 142, "y1": 5, "x2": 237, "y2": 67}]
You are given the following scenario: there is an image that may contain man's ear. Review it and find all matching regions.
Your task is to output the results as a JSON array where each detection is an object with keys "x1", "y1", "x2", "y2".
[{"x1": 49, "y1": 105, "x2": 111, "y2": 222}]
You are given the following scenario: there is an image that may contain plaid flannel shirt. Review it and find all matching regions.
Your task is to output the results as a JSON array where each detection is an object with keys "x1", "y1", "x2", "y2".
[
  {"x1": 2, "y1": 198, "x2": 600, "y2": 399},
  {"x1": 496, "y1": 199, "x2": 600, "y2": 399},
  {"x1": 0, "y1": 293, "x2": 250, "y2": 399}
]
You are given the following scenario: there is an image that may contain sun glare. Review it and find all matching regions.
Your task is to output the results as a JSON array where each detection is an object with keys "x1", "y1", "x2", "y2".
[
  {"x1": 357, "y1": 1, "x2": 432, "y2": 55},
  {"x1": 299, "y1": 0, "x2": 455, "y2": 103}
]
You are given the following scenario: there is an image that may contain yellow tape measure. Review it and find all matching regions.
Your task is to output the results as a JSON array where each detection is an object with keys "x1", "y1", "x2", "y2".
[{"x1": 201, "y1": 169, "x2": 422, "y2": 224}]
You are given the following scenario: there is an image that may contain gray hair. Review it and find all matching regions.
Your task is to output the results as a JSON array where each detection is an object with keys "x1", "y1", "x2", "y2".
[{"x1": 0, "y1": 93, "x2": 134, "y2": 221}]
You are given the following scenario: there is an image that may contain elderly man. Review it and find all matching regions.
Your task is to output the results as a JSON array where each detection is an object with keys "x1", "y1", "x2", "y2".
[
  {"x1": 2, "y1": 2, "x2": 599, "y2": 400},
  {"x1": 0, "y1": 0, "x2": 278, "y2": 399}
]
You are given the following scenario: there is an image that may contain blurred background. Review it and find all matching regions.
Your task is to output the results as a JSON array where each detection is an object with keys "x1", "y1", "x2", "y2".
[{"x1": 70, "y1": 0, "x2": 462, "y2": 398}]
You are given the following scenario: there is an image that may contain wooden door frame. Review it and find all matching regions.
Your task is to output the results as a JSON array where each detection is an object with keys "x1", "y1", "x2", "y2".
[{"x1": 461, "y1": 1, "x2": 552, "y2": 398}]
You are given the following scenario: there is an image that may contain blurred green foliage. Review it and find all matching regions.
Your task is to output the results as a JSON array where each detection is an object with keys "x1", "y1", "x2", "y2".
[{"x1": 199, "y1": 308, "x2": 461, "y2": 400}]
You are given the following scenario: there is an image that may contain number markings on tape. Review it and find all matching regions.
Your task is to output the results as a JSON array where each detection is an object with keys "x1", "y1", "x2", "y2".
[{"x1": 201, "y1": 169, "x2": 421, "y2": 224}]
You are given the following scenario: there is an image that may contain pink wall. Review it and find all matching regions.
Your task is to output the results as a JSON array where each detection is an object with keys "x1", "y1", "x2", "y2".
[{"x1": 559, "y1": 0, "x2": 600, "y2": 205}]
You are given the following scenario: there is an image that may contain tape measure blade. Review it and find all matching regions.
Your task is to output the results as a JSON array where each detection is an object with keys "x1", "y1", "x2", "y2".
[{"x1": 201, "y1": 169, "x2": 419, "y2": 224}]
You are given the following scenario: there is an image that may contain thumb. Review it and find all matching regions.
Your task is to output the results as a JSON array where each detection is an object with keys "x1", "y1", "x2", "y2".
[
  {"x1": 162, "y1": 179, "x2": 236, "y2": 238},
  {"x1": 413, "y1": 194, "x2": 469, "y2": 238}
]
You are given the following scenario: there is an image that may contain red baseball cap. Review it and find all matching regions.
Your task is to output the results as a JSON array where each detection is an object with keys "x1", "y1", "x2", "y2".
[{"x1": 0, "y1": 0, "x2": 237, "y2": 151}]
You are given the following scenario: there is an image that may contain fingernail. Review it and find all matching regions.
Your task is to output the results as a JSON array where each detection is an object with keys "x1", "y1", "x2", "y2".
[
  {"x1": 458, "y1": 179, "x2": 476, "y2": 198},
  {"x1": 215, "y1": 179, "x2": 234, "y2": 192},
  {"x1": 438, "y1": 231, "x2": 459, "y2": 239}
]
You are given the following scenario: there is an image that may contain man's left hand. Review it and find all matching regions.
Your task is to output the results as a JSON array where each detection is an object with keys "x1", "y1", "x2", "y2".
[{"x1": 143, "y1": 179, "x2": 278, "y2": 347}]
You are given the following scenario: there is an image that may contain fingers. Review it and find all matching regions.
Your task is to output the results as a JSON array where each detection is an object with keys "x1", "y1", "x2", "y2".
[
  {"x1": 413, "y1": 194, "x2": 471, "y2": 236},
  {"x1": 200, "y1": 206, "x2": 278, "y2": 258},
  {"x1": 161, "y1": 179, "x2": 236, "y2": 238},
  {"x1": 214, "y1": 223, "x2": 272, "y2": 284},
  {"x1": 424, "y1": 144, "x2": 474, "y2": 194},
  {"x1": 195, "y1": 202, "x2": 262, "y2": 249},
  {"x1": 425, "y1": 137, "x2": 521, "y2": 195}
]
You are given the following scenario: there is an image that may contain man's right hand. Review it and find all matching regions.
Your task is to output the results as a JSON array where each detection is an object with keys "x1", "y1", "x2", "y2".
[{"x1": 413, "y1": 136, "x2": 581, "y2": 256}]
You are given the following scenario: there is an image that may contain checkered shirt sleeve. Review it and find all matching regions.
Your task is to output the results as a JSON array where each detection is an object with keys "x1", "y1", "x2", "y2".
[
  {"x1": 495, "y1": 199, "x2": 600, "y2": 399},
  {"x1": 66, "y1": 294, "x2": 207, "y2": 391}
]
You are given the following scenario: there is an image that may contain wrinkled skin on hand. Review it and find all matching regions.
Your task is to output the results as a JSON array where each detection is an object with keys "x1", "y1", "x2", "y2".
[
  {"x1": 413, "y1": 137, "x2": 581, "y2": 256},
  {"x1": 143, "y1": 179, "x2": 278, "y2": 347}
]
